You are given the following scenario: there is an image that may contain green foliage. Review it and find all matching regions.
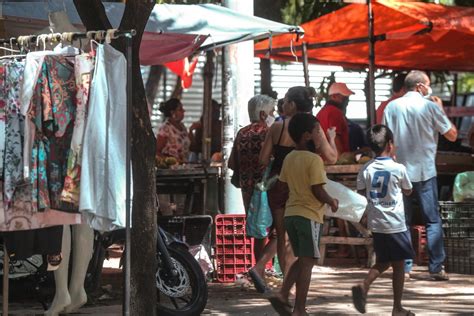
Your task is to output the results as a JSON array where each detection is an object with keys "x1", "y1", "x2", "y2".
[
  {"x1": 458, "y1": 73, "x2": 474, "y2": 94},
  {"x1": 281, "y1": 0, "x2": 346, "y2": 25}
]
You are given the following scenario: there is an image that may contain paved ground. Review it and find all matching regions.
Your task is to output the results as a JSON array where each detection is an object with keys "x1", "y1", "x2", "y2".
[{"x1": 4, "y1": 265, "x2": 474, "y2": 315}]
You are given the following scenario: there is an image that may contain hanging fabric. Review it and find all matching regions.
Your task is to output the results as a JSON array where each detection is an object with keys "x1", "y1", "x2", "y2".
[
  {"x1": 79, "y1": 42, "x2": 128, "y2": 232},
  {"x1": 0, "y1": 55, "x2": 82, "y2": 232},
  {"x1": 60, "y1": 52, "x2": 95, "y2": 206},
  {"x1": 28, "y1": 55, "x2": 77, "y2": 212}
]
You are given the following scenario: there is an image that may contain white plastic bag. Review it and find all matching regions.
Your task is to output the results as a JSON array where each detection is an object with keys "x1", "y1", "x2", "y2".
[{"x1": 324, "y1": 179, "x2": 367, "y2": 223}]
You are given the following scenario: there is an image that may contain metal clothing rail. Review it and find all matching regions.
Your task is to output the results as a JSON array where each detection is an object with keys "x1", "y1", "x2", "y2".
[
  {"x1": 0, "y1": 28, "x2": 136, "y2": 316},
  {"x1": 0, "y1": 29, "x2": 137, "y2": 47}
]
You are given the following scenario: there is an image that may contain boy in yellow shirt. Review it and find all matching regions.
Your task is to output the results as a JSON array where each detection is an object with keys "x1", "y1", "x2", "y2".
[{"x1": 269, "y1": 113, "x2": 338, "y2": 316}]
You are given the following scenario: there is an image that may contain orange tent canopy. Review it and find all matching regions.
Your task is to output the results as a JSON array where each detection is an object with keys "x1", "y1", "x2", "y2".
[{"x1": 255, "y1": 0, "x2": 474, "y2": 72}]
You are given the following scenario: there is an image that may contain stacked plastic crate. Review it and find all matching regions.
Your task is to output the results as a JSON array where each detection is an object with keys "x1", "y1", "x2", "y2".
[
  {"x1": 412, "y1": 225, "x2": 428, "y2": 265},
  {"x1": 215, "y1": 214, "x2": 255, "y2": 282},
  {"x1": 440, "y1": 202, "x2": 474, "y2": 274}
]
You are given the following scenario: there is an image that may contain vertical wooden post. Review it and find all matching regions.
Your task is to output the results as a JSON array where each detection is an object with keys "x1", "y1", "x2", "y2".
[{"x1": 202, "y1": 51, "x2": 215, "y2": 163}]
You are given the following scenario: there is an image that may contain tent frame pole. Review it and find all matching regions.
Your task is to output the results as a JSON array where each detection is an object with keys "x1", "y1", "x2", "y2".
[
  {"x1": 123, "y1": 30, "x2": 135, "y2": 316},
  {"x1": 302, "y1": 42, "x2": 310, "y2": 88},
  {"x1": 367, "y1": 0, "x2": 376, "y2": 127},
  {"x1": 2, "y1": 243, "x2": 8, "y2": 316}
]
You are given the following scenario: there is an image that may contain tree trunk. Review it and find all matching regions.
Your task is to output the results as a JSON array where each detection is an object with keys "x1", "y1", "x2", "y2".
[
  {"x1": 73, "y1": 1, "x2": 157, "y2": 315},
  {"x1": 145, "y1": 64, "x2": 164, "y2": 107}
]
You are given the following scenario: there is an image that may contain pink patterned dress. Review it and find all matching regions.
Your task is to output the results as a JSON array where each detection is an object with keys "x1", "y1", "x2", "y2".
[
  {"x1": 60, "y1": 53, "x2": 95, "y2": 206},
  {"x1": 28, "y1": 55, "x2": 77, "y2": 212},
  {"x1": 157, "y1": 119, "x2": 190, "y2": 162}
]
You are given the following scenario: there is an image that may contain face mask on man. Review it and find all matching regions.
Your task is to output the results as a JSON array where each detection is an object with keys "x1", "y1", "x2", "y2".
[
  {"x1": 265, "y1": 115, "x2": 275, "y2": 127},
  {"x1": 341, "y1": 97, "x2": 349, "y2": 109},
  {"x1": 419, "y1": 83, "x2": 432, "y2": 99},
  {"x1": 423, "y1": 86, "x2": 433, "y2": 99}
]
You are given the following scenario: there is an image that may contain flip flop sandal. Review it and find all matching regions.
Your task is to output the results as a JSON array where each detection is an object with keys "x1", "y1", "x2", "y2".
[
  {"x1": 268, "y1": 296, "x2": 292, "y2": 316},
  {"x1": 352, "y1": 285, "x2": 367, "y2": 314},
  {"x1": 248, "y1": 269, "x2": 270, "y2": 293}
]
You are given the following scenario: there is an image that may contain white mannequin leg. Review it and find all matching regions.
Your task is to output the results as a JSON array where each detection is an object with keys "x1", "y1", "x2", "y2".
[
  {"x1": 45, "y1": 225, "x2": 72, "y2": 316},
  {"x1": 63, "y1": 224, "x2": 94, "y2": 312}
]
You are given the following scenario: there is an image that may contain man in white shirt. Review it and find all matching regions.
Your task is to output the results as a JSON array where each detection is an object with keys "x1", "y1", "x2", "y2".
[{"x1": 383, "y1": 70, "x2": 458, "y2": 281}]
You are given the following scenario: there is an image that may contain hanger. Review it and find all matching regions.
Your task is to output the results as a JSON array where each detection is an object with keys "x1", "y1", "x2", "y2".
[
  {"x1": 0, "y1": 45, "x2": 19, "y2": 54},
  {"x1": 105, "y1": 29, "x2": 118, "y2": 44},
  {"x1": 36, "y1": 34, "x2": 48, "y2": 51},
  {"x1": 0, "y1": 38, "x2": 24, "y2": 60}
]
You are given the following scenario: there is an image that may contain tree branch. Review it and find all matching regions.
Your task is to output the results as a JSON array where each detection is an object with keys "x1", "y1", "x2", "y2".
[{"x1": 73, "y1": 0, "x2": 112, "y2": 30}]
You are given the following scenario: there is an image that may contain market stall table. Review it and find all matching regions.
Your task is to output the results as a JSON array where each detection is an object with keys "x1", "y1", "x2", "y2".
[
  {"x1": 321, "y1": 154, "x2": 474, "y2": 267},
  {"x1": 156, "y1": 164, "x2": 222, "y2": 215}
]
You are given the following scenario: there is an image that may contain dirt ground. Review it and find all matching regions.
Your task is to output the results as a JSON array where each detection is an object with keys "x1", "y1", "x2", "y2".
[{"x1": 4, "y1": 265, "x2": 474, "y2": 315}]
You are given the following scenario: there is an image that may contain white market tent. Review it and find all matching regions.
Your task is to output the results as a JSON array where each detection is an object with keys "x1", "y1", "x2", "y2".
[{"x1": 0, "y1": 1, "x2": 302, "y2": 64}]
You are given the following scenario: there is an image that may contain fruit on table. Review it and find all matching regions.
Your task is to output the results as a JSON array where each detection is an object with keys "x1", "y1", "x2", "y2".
[
  {"x1": 211, "y1": 152, "x2": 222, "y2": 162},
  {"x1": 357, "y1": 156, "x2": 371, "y2": 164},
  {"x1": 336, "y1": 152, "x2": 356, "y2": 165},
  {"x1": 155, "y1": 156, "x2": 179, "y2": 169},
  {"x1": 164, "y1": 157, "x2": 178, "y2": 166}
]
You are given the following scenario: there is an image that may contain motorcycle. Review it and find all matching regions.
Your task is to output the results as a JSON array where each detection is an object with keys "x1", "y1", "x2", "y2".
[
  {"x1": 0, "y1": 224, "x2": 208, "y2": 315},
  {"x1": 156, "y1": 227, "x2": 208, "y2": 315},
  {"x1": 87, "y1": 226, "x2": 208, "y2": 316}
]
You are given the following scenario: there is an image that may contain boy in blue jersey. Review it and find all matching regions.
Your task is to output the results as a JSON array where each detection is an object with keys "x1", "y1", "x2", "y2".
[{"x1": 352, "y1": 125, "x2": 415, "y2": 316}]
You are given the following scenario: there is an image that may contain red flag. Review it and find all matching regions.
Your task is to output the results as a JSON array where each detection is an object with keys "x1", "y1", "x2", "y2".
[{"x1": 165, "y1": 57, "x2": 199, "y2": 89}]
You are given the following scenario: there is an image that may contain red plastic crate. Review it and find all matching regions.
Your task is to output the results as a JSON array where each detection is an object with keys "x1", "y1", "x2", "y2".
[
  {"x1": 412, "y1": 225, "x2": 428, "y2": 266},
  {"x1": 216, "y1": 254, "x2": 253, "y2": 265},
  {"x1": 215, "y1": 214, "x2": 255, "y2": 282}
]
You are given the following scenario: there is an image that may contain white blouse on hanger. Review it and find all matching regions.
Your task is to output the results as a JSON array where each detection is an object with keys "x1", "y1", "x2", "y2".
[{"x1": 79, "y1": 43, "x2": 129, "y2": 232}]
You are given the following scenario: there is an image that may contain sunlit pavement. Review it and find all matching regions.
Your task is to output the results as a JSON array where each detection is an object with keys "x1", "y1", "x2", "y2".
[
  {"x1": 4, "y1": 265, "x2": 474, "y2": 315},
  {"x1": 203, "y1": 265, "x2": 474, "y2": 315}
]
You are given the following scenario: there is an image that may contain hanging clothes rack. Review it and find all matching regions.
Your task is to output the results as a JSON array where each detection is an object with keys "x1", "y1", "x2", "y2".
[{"x1": 0, "y1": 28, "x2": 136, "y2": 316}]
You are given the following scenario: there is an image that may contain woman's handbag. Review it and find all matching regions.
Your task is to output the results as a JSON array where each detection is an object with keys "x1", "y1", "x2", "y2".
[{"x1": 246, "y1": 163, "x2": 274, "y2": 238}]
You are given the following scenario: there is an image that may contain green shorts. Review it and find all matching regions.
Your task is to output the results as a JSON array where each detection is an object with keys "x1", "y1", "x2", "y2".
[{"x1": 284, "y1": 216, "x2": 322, "y2": 258}]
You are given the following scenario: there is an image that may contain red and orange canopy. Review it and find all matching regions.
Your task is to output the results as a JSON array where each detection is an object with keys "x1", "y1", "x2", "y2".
[{"x1": 255, "y1": 0, "x2": 474, "y2": 72}]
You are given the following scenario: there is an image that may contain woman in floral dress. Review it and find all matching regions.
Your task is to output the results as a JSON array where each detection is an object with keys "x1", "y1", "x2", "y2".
[{"x1": 156, "y1": 98, "x2": 190, "y2": 215}]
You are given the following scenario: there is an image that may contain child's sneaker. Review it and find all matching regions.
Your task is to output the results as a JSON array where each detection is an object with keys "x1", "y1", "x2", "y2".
[{"x1": 429, "y1": 268, "x2": 449, "y2": 281}]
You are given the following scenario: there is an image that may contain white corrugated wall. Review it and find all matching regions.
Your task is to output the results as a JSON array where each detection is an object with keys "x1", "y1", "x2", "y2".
[{"x1": 144, "y1": 56, "x2": 395, "y2": 132}]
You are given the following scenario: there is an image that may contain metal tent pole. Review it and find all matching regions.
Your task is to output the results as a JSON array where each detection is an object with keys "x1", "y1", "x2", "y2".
[
  {"x1": 123, "y1": 29, "x2": 135, "y2": 316},
  {"x1": 367, "y1": 0, "x2": 376, "y2": 127},
  {"x1": 2, "y1": 243, "x2": 9, "y2": 316},
  {"x1": 302, "y1": 42, "x2": 310, "y2": 88}
]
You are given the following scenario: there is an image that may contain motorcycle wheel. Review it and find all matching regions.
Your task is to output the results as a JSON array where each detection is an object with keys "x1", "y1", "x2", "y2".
[{"x1": 156, "y1": 245, "x2": 208, "y2": 316}]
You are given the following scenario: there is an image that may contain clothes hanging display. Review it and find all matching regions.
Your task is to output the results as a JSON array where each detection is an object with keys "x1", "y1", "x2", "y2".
[
  {"x1": 79, "y1": 43, "x2": 128, "y2": 232},
  {"x1": 0, "y1": 57, "x2": 81, "y2": 232},
  {"x1": 1, "y1": 43, "x2": 127, "y2": 234},
  {"x1": 0, "y1": 29, "x2": 135, "y2": 316},
  {"x1": 28, "y1": 55, "x2": 77, "y2": 212},
  {"x1": 61, "y1": 53, "x2": 95, "y2": 206}
]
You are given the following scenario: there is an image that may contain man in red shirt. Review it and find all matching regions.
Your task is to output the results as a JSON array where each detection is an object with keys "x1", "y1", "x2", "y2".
[
  {"x1": 317, "y1": 82, "x2": 355, "y2": 258},
  {"x1": 317, "y1": 82, "x2": 354, "y2": 156},
  {"x1": 376, "y1": 73, "x2": 407, "y2": 124}
]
